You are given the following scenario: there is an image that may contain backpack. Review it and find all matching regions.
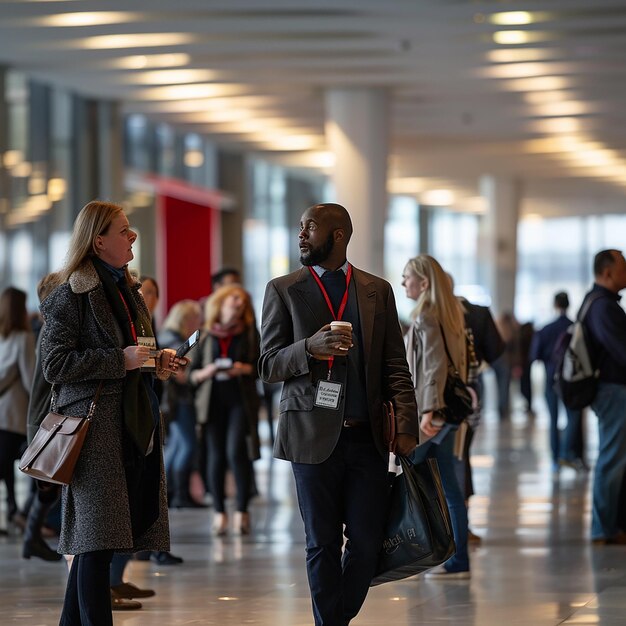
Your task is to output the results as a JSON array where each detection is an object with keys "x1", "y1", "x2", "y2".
[{"x1": 553, "y1": 293, "x2": 602, "y2": 410}]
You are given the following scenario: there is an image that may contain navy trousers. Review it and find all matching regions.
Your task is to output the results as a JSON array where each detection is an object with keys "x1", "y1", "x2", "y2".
[
  {"x1": 59, "y1": 549, "x2": 114, "y2": 626},
  {"x1": 291, "y1": 427, "x2": 388, "y2": 626}
]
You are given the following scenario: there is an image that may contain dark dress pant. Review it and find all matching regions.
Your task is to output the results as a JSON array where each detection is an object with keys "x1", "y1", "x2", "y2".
[
  {"x1": 291, "y1": 426, "x2": 388, "y2": 626},
  {"x1": 59, "y1": 549, "x2": 114, "y2": 626}
]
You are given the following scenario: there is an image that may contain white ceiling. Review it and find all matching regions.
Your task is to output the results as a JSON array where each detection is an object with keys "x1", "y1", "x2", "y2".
[{"x1": 1, "y1": 0, "x2": 626, "y2": 216}]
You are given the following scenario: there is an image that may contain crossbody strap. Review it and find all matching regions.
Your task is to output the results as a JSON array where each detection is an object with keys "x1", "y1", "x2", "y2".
[{"x1": 438, "y1": 323, "x2": 460, "y2": 374}]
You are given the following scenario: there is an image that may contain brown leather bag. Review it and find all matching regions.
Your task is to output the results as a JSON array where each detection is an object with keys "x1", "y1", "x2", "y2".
[
  {"x1": 19, "y1": 382, "x2": 103, "y2": 485},
  {"x1": 382, "y1": 400, "x2": 397, "y2": 453}
]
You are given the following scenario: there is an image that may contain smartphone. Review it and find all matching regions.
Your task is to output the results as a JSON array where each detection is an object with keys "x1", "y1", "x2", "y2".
[{"x1": 175, "y1": 330, "x2": 200, "y2": 358}]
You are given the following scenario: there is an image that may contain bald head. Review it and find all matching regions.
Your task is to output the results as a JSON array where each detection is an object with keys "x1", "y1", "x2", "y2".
[
  {"x1": 298, "y1": 203, "x2": 353, "y2": 269},
  {"x1": 308, "y1": 203, "x2": 353, "y2": 243}
]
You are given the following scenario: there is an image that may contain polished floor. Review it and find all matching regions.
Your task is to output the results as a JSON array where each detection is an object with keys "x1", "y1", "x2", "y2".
[{"x1": 2, "y1": 373, "x2": 626, "y2": 625}]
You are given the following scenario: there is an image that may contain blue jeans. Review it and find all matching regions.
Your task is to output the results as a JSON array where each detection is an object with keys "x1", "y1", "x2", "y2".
[
  {"x1": 421, "y1": 429, "x2": 469, "y2": 572},
  {"x1": 545, "y1": 384, "x2": 583, "y2": 464},
  {"x1": 164, "y1": 403, "x2": 197, "y2": 476},
  {"x1": 590, "y1": 382, "x2": 626, "y2": 539},
  {"x1": 291, "y1": 428, "x2": 389, "y2": 626}
]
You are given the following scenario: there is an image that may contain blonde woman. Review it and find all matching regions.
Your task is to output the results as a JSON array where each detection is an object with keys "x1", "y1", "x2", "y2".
[
  {"x1": 189, "y1": 285, "x2": 260, "y2": 535},
  {"x1": 159, "y1": 299, "x2": 202, "y2": 509},
  {"x1": 40, "y1": 200, "x2": 187, "y2": 624},
  {"x1": 402, "y1": 254, "x2": 470, "y2": 579}
]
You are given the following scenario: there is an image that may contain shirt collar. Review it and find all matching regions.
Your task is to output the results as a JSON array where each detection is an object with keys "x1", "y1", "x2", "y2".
[{"x1": 311, "y1": 259, "x2": 349, "y2": 278}]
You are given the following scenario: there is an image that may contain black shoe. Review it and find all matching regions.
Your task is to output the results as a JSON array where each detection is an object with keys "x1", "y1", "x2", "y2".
[
  {"x1": 111, "y1": 590, "x2": 142, "y2": 610},
  {"x1": 133, "y1": 550, "x2": 151, "y2": 561},
  {"x1": 22, "y1": 537, "x2": 63, "y2": 562},
  {"x1": 150, "y1": 551, "x2": 184, "y2": 565},
  {"x1": 111, "y1": 582, "x2": 156, "y2": 599}
]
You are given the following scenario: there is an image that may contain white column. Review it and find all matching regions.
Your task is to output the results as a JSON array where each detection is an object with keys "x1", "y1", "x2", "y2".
[
  {"x1": 479, "y1": 175, "x2": 520, "y2": 315},
  {"x1": 325, "y1": 88, "x2": 389, "y2": 275}
]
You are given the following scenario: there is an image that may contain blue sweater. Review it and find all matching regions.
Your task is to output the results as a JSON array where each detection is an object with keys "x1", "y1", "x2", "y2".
[{"x1": 583, "y1": 284, "x2": 626, "y2": 384}]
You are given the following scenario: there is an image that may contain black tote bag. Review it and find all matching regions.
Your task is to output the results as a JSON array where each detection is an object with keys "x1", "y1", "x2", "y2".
[{"x1": 371, "y1": 451, "x2": 455, "y2": 586}]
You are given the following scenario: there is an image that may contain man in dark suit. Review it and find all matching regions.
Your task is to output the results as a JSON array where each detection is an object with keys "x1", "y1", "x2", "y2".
[{"x1": 259, "y1": 203, "x2": 418, "y2": 626}]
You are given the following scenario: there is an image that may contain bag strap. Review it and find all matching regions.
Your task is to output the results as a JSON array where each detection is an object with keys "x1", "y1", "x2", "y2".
[
  {"x1": 577, "y1": 291, "x2": 603, "y2": 322},
  {"x1": 438, "y1": 324, "x2": 460, "y2": 374}
]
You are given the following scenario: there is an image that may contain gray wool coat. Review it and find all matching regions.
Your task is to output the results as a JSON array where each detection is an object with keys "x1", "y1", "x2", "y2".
[{"x1": 40, "y1": 260, "x2": 170, "y2": 556}]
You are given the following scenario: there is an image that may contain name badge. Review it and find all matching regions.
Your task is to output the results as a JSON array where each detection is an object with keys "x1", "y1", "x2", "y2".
[
  {"x1": 315, "y1": 379, "x2": 343, "y2": 410},
  {"x1": 138, "y1": 336, "x2": 157, "y2": 370}
]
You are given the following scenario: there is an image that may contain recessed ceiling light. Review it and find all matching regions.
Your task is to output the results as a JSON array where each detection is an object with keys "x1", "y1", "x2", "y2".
[
  {"x1": 489, "y1": 12, "x2": 534, "y2": 26},
  {"x1": 128, "y1": 69, "x2": 219, "y2": 85},
  {"x1": 421, "y1": 189, "x2": 455, "y2": 206},
  {"x1": 115, "y1": 54, "x2": 191, "y2": 70},
  {"x1": 81, "y1": 33, "x2": 194, "y2": 50},
  {"x1": 38, "y1": 12, "x2": 139, "y2": 27}
]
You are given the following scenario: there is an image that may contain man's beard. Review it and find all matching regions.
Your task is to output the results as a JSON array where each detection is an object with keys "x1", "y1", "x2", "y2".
[{"x1": 300, "y1": 232, "x2": 335, "y2": 266}]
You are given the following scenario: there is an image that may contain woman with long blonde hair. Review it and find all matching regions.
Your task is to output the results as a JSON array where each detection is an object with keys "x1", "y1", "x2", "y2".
[
  {"x1": 40, "y1": 200, "x2": 187, "y2": 624},
  {"x1": 189, "y1": 284, "x2": 260, "y2": 535},
  {"x1": 402, "y1": 253, "x2": 470, "y2": 579}
]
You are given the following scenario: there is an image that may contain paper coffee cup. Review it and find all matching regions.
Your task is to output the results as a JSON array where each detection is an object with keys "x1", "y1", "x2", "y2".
[{"x1": 330, "y1": 321, "x2": 352, "y2": 332}]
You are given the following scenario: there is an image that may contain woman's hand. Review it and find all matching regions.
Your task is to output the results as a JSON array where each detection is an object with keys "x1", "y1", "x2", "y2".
[
  {"x1": 159, "y1": 348, "x2": 189, "y2": 373},
  {"x1": 193, "y1": 362, "x2": 219, "y2": 384},
  {"x1": 124, "y1": 345, "x2": 152, "y2": 370},
  {"x1": 226, "y1": 361, "x2": 254, "y2": 377},
  {"x1": 420, "y1": 410, "x2": 444, "y2": 438}
]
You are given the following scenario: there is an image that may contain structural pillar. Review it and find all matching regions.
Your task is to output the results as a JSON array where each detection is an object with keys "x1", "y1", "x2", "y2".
[
  {"x1": 325, "y1": 88, "x2": 389, "y2": 275},
  {"x1": 479, "y1": 175, "x2": 520, "y2": 315}
]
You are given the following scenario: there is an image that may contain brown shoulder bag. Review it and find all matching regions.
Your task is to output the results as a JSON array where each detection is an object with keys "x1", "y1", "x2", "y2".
[{"x1": 19, "y1": 381, "x2": 104, "y2": 485}]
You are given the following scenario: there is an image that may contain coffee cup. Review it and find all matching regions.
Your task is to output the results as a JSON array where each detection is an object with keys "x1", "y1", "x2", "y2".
[
  {"x1": 330, "y1": 321, "x2": 352, "y2": 351},
  {"x1": 330, "y1": 320, "x2": 352, "y2": 333}
]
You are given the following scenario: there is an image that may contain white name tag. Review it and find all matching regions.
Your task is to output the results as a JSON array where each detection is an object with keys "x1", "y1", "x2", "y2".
[
  {"x1": 138, "y1": 336, "x2": 157, "y2": 370},
  {"x1": 315, "y1": 379, "x2": 343, "y2": 410}
]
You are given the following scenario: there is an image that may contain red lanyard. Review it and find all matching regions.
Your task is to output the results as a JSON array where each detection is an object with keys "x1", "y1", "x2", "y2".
[
  {"x1": 118, "y1": 291, "x2": 138, "y2": 344},
  {"x1": 218, "y1": 336, "x2": 233, "y2": 358},
  {"x1": 308, "y1": 264, "x2": 352, "y2": 377}
]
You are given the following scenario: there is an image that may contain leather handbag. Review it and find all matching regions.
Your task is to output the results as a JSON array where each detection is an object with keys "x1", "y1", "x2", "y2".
[
  {"x1": 382, "y1": 400, "x2": 397, "y2": 452},
  {"x1": 371, "y1": 451, "x2": 455, "y2": 586},
  {"x1": 19, "y1": 382, "x2": 103, "y2": 485},
  {"x1": 439, "y1": 325, "x2": 474, "y2": 426}
]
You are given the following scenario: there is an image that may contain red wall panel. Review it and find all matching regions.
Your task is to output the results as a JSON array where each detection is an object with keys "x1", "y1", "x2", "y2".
[{"x1": 156, "y1": 194, "x2": 214, "y2": 313}]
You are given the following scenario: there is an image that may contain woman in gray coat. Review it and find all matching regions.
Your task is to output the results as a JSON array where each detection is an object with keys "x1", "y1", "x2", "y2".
[{"x1": 40, "y1": 201, "x2": 186, "y2": 626}]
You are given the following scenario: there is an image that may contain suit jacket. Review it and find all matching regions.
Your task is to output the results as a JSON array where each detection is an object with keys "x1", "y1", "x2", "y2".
[{"x1": 259, "y1": 265, "x2": 418, "y2": 463}]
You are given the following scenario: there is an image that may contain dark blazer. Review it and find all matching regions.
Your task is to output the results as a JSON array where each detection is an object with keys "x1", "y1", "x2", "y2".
[
  {"x1": 259, "y1": 265, "x2": 418, "y2": 463},
  {"x1": 459, "y1": 298, "x2": 504, "y2": 366}
]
